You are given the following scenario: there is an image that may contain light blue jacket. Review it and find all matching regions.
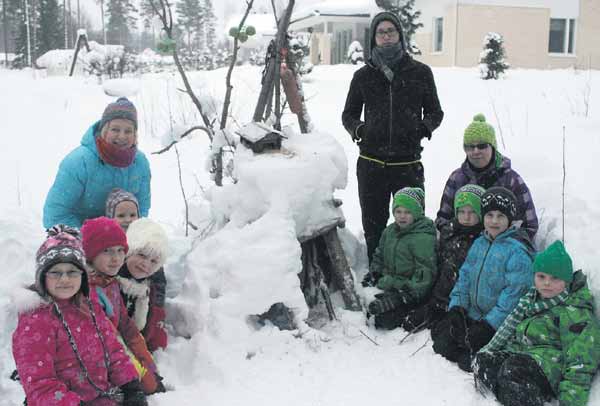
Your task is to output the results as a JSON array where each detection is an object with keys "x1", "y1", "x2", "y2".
[
  {"x1": 43, "y1": 121, "x2": 151, "y2": 229},
  {"x1": 448, "y1": 226, "x2": 534, "y2": 330}
]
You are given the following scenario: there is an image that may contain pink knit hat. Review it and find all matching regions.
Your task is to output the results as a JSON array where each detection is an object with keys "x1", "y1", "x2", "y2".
[{"x1": 81, "y1": 217, "x2": 129, "y2": 261}]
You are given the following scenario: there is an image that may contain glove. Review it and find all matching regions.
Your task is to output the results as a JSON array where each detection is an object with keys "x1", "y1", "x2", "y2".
[
  {"x1": 154, "y1": 373, "x2": 167, "y2": 393},
  {"x1": 447, "y1": 306, "x2": 468, "y2": 343},
  {"x1": 120, "y1": 380, "x2": 148, "y2": 406},
  {"x1": 467, "y1": 320, "x2": 496, "y2": 352},
  {"x1": 361, "y1": 271, "x2": 382, "y2": 287},
  {"x1": 368, "y1": 291, "x2": 410, "y2": 315},
  {"x1": 352, "y1": 124, "x2": 365, "y2": 144},
  {"x1": 143, "y1": 306, "x2": 168, "y2": 353},
  {"x1": 140, "y1": 368, "x2": 159, "y2": 394},
  {"x1": 403, "y1": 305, "x2": 432, "y2": 332}
]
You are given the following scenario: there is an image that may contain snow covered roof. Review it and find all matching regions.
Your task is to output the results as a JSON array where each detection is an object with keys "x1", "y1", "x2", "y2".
[
  {"x1": 36, "y1": 49, "x2": 74, "y2": 69},
  {"x1": 236, "y1": 122, "x2": 285, "y2": 143},
  {"x1": 292, "y1": 0, "x2": 378, "y2": 21}
]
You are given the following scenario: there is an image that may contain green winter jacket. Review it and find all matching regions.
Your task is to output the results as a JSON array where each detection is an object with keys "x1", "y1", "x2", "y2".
[
  {"x1": 505, "y1": 271, "x2": 600, "y2": 406},
  {"x1": 370, "y1": 216, "x2": 437, "y2": 302}
]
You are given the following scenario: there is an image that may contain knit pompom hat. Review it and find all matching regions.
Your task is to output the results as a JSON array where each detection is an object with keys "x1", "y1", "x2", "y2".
[
  {"x1": 105, "y1": 188, "x2": 140, "y2": 219},
  {"x1": 454, "y1": 184, "x2": 486, "y2": 219},
  {"x1": 393, "y1": 187, "x2": 425, "y2": 219},
  {"x1": 100, "y1": 97, "x2": 138, "y2": 130},
  {"x1": 481, "y1": 186, "x2": 518, "y2": 222},
  {"x1": 464, "y1": 114, "x2": 497, "y2": 149},
  {"x1": 126, "y1": 218, "x2": 169, "y2": 267},
  {"x1": 81, "y1": 217, "x2": 128, "y2": 262},
  {"x1": 533, "y1": 240, "x2": 573, "y2": 283},
  {"x1": 35, "y1": 225, "x2": 89, "y2": 297}
]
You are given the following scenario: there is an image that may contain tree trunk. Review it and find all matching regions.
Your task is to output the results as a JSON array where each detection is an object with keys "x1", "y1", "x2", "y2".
[{"x1": 100, "y1": 0, "x2": 106, "y2": 44}]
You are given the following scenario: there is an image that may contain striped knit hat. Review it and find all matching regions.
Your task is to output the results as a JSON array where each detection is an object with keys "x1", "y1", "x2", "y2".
[
  {"x1": 105, "y1": 188, "x2": 140, "y2": 219},
  {"x1": 393, "y1": 187, "x2": 425, "y2": 219},
  {"x1": 454, "y1": 184, "x2": 486, "y2": 219},
  {"x1": 100, "y1": 97, "x2": 138, "y2": 130}
]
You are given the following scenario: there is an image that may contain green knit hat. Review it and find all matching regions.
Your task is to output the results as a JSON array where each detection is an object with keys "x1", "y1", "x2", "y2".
[
  {"x1": 464, "y1": 114, "x2": 497, "y2": 149},
  {"x1": 454, "y1": 184, "x2": 486, "y2": 219},
  {"x1": 533, "y1": 240, "x2": 573, "y2": 282},
  {"x1": 393, "y1": 187, "x2": 425, "y2": 219}
]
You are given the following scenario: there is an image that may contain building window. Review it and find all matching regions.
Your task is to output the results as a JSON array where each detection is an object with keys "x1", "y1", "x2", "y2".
[
  {"x1": 433, "y1": 17, "x2": 443, "y2": 52},
  {"x1": 549, "y1": 18, "x2": 576, "y2": 54}
]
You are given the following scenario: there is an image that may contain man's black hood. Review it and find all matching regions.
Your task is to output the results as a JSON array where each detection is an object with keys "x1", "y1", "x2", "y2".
[{"x1": 369, "y1": 11, "x2": 406, "y2": 53}]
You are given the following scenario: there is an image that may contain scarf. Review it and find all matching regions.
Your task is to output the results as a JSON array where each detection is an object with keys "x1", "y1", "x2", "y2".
[
  {"x1": 480, "y1": 287, "x2": 569, "y2": 353},
  {"x1": 371, "y1": 43, "x2": 405, "y2": 82},
  {"x1": 95, "y1": 135, "x2": 137, "y2": 168}
]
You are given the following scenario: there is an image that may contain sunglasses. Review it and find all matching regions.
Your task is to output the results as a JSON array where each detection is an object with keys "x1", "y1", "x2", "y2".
[{"x1": 464, "y1": 143, "x2": 490, "y2": 151}]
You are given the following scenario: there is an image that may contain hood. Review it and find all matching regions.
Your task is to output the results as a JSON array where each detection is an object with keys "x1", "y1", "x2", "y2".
[
  {"x1": 369, "y1": 11, "x2": 406, "y2": 53},
  {"x1": 395, "y1": 216, "x2": 436, "y2": 237},
  {"x1": 81, "y1": 121, "x2": 102, "y2": 157},
  {"x1": 565, "y1": 270, "x2": 595, "y2": 310}
]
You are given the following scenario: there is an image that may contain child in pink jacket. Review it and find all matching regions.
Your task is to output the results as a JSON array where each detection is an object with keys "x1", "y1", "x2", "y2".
[
  {"x1": 81, "y1": 217, "x2": 164, "y2": 395},
  {"x1": 12, "y1": 225, "x2": 146, "y2": 406}
]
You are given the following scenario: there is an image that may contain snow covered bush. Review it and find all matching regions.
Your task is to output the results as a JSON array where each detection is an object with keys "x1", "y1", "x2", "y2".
[
  {"x1": 346, "y1": 41, "x2": 364, "y2": 65},
  {"x1": 479, "y1": 32, "x2": 509, "y2": 80},
  {"x1": 82, "y1": 41, "x2": 139, "y2": 79}
]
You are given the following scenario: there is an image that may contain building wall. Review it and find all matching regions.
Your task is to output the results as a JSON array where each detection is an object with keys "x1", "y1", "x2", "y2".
[
  {"x1": 414, "y1": 3, "x2": 457, "y2": 67},
  {"x1": 575, "y1": 0, "x2": 600, "y2": 69}
]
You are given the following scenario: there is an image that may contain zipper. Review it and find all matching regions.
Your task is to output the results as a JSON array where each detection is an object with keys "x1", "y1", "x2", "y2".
[
  {"x1": 473, "y1": 240, "x2": 492, "y2": 315},
  {"x1": 388, "y1": 82, "x2": 393, "y2": 154}
]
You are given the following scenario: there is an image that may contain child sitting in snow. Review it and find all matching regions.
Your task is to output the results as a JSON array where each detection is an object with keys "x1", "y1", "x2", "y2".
[
  {"x1": 403, "y1": 184, "x2": 485, "y2": 331},
  {"x1": 117, "y1": 218, "x2": 169, "y2": 353},
  {"x1": 362, "y1": 187, "x2": 437, "y2": 330},
  {"x1": 474, "y1": 241, "x2": 600, "y2": 406},
  {"x1": 12, "y1": 225, "x2": 147, "y2": 406},
  {"x1": 81, "y1": 217, "x2": 165, "y2": 395},
  {"x1": 432, "y1": 186, "x2": 534, "y2": 371},
  {"x1": 106, "y1": 189, "x2": 168, "y2": 352}
]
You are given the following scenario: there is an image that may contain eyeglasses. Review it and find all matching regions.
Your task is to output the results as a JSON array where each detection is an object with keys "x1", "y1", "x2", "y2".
[
  {"x1": 375, "y1": 28, "x2": 398, "y2": 38},
  {"x1": 464, "y1": 143, "x2": 490, "y2": 151},
  {"x1": 47, "y1": 270, "x2": 83, "y2": 280}
]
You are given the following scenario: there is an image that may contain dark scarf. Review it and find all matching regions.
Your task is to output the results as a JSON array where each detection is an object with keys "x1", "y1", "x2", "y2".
[
  {"x1": 95, "y1": 136, "x2": 137, "y2": 168},
  {"x1": 371, "y1": 43, "x2": 405, "y2": 82}
]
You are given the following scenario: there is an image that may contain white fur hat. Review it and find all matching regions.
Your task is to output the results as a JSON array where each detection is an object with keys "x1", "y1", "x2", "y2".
[{"x1": 126, "y1": 218, "x2": 169, "y2": 266}]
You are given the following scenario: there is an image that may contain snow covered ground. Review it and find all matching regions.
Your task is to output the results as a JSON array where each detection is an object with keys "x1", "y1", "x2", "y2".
[{"x1": 0, "y1": 63, "x2": 600, "y2": 405}]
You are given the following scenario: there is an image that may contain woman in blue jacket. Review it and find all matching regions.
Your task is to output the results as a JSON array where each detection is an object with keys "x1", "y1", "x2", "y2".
[
  {"x1": 43, "y1": 98, "x2": 151, "y2": 229},
  {"x1": 431, "y1": 187, "x2": 534, "y2": 372}
]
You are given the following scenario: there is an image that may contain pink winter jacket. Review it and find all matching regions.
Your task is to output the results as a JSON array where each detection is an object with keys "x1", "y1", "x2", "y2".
[{"x1": 12, "y1": 290, "x2": 139, "y2": 406}]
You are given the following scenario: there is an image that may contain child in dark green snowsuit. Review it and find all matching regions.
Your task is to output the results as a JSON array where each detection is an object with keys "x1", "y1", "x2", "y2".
[
  {"x1": 474, "y1": 240, "x2": 600, "y2": 406},
  {"x1": 362, "y1": 187, "x2": 437, "y2": 330}
]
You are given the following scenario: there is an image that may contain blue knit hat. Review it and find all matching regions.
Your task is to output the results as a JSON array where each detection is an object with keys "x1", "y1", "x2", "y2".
[{"x1": 100, "y1": 97, "x2": 138, "y2": 130}]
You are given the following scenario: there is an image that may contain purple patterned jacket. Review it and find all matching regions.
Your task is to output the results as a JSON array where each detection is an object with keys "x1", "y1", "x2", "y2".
[{"x1": 435, "y1": 152, "x2": 538, "y2": 240}]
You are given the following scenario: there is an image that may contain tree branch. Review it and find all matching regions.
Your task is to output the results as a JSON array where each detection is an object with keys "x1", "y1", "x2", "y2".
[{"x1": 152, "y1": 125, "x2": 211, "y2": 154}]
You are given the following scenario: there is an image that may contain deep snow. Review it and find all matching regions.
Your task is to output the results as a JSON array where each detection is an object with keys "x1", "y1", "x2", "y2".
[{"x1": 0, "y1": 63, "x2": 600, "y2": 406}]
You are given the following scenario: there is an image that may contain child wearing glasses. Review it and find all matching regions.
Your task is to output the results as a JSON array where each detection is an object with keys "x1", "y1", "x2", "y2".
[
  {"x1": 362, "y1": 187, "x2": 437, "y2": 330},
  {"x1": 81, "y1": 217, "x2": 164, "y2": 395},
  {"x1": 474, "y1": 241, "x2": 600, "y2": 406},
  {"x1": 12, "y1": 225, "x2": 147, "y2": 406},
  {"x1": 435, "y1": 114, "x2": 538, "y2": 240},
  {"x1": 431, "y1": 187, "x2": 534, "y2": 371}
]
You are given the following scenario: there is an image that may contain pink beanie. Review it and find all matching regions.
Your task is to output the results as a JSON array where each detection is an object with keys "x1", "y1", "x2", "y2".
[{"x1": 81, "y1": 217, "x2": 129, "y2": 261}]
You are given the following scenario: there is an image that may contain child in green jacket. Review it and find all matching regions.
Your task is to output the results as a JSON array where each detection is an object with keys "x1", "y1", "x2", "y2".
[
  {"x1": 474, "y1": 240, "x2": 600, "y2": 406},
  {"x1": 362, "y1": 187, "x2": 437, "y2": 330}
]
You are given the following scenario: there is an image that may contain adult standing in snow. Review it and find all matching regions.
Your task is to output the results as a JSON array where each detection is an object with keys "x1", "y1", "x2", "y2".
[
  {"x1": 43, "y1": 98, "x2": 151, "y2": 229},
  {"x1": 342, "y1": 11, "x2": 444, "y2": 263},
  {"x1": 435, "y1": 114, "x2": 538, "y2": 240}
]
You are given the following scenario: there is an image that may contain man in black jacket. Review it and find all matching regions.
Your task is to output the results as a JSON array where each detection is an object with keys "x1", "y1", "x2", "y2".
[{"x1": 342, "y1": 11, "x2": 444, "y2": 263}]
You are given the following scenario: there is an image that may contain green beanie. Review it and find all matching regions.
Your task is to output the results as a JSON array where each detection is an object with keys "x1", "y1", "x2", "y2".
[
  {"x1": 464, "y1": 114, "x2": 497, "y2": 149},
  {"x1": 533, "y1": 240, "x2": 573, "y2": 282},
  {"x1": 393, "y1": 187, "x2": 425, "y2": 219},
  {"x1": 454, "y1": 184, "x2": 486, "y2": 219}
]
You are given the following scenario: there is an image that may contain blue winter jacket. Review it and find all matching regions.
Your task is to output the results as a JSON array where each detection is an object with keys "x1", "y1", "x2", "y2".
[
  {"x1": 43, "y1": 121, "x2": 151, "y2": 229},
  {"x1": 448, "y1": 226, "x2": 534, "y2": 330}
]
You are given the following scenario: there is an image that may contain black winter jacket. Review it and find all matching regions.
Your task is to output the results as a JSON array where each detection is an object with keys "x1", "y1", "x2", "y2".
[{"x1": 342, "y1": 56, "x2": 444, "y2": 162}]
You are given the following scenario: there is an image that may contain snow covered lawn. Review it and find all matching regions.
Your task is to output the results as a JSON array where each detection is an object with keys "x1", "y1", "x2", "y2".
[{"x1": 0, "y1": 64, "x2": 599, "y2": 405}]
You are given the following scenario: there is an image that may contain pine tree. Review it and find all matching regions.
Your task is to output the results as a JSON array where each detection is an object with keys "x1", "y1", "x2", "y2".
[
  {"x1": 106, "y1": 0, "x2": 137, "y2": 45},
  {"x1": 479, "y1": 32, "x2": 509, "y2": 80},
  {"x1": 37, "y1": 0, "x2": 62, "y2": 54},
  {"x1": 375, "y1": 0, "x2": 423, "y2": 54},
  {"x1": 175, "y1": 0, "x2": 199, "y2": 49},
  {"x1": 193, "y1": 0, "x2": 205, "y2": 52},
  {"x1": 204, "y1": 0, "x2": 215, "y2": 52}
]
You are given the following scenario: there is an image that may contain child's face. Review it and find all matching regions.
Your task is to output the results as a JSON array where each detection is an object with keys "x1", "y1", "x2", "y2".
[
  {"x1": 114, "y1": 201, "x2": 139, "y2": 231},
  {"x1": 456, "y1": 206, "x2": 480, "y2": 227},
  {"x1": 101, "y1": 119, "x2": 136, "y2": 150},
  {"x1": 126, "y1": 252, "x2": 162, "y2": 279},
  {"x1": 534, "y1": 272, "x2": 567, "y2": 299},
  {"x1": 483, "y1": 210, "x2": 509, "y2": 239},
  {"x1": 92, "y1": 246, "x2": 126, "y2": 276},
  {"x1": 393, "y1": 206, "x2": 415, "y2": 228},
  {"x1": 45, "y1": 263, "x2": 83, "y2": 300}
]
